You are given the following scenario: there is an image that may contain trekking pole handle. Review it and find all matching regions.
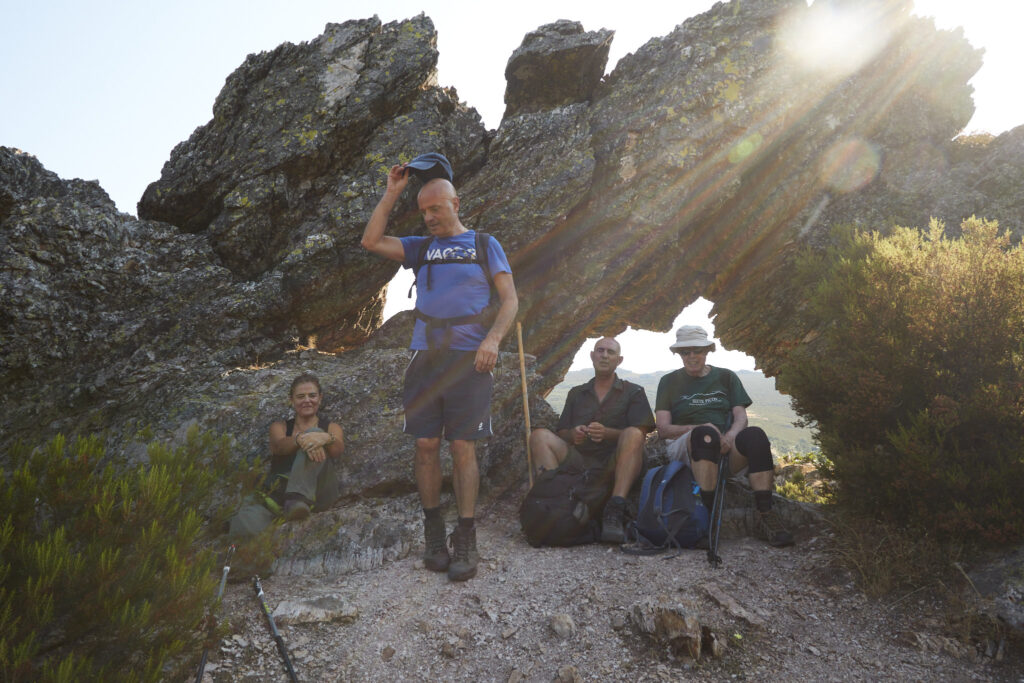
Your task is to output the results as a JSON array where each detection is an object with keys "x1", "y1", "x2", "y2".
[{"x1": 215, "y1": 544, "x2": 236, "y2": 601}]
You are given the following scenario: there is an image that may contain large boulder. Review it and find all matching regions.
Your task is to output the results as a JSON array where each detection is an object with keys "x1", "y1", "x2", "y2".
[
  {"x1": 0, "y1": 147, "x2": 292, "y2": 446},
  {"x1": 138, "y1": 15, "x2": 488, "y2": 350},
  {"x1": 503, "y1": 20, "x2": 613, "y2": 118}
]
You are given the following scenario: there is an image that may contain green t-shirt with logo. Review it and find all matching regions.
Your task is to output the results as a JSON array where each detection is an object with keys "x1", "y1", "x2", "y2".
[{"x1": 655, "y1": 366, "x2": 752, "y2": 433}]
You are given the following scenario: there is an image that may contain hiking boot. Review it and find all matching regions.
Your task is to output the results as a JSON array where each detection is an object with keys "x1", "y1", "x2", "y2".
[
  {"x1": 284, "y1": 499, "x2": 310, "y2": 522},
  {"x1": 600, "y1": 498, "x2": 626, "y2": 544},
  {"x1": 423, "y1": 515, "x2": 450, "y2": 572},
  {"x1": 753, "y1": 509, "x2": 794, "y2": 547},
  {"x1": 447, "y1": 525, "x2": 478, "y2": 581}
]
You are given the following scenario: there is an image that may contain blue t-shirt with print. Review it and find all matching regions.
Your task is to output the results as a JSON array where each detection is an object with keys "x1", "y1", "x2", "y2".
[{"x1": 399, "y1": 230, "x2": 512, "y2": 351}]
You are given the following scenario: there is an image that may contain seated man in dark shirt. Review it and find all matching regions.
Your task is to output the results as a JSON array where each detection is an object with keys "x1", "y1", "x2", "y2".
[{"x1": 529, "y1": 337, "x2": 655, "y2": 543}]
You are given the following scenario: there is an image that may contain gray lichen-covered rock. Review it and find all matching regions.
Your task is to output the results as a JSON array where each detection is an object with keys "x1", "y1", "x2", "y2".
[
  {"x1": 0, "y1": 147, "x2": 292, "y2": 448},
  {"x1": 503, "y1": 20, "x2": 613, "y2": 118},
  {"x1": 138, "y1": 15, "x2": 488, "y2": 350},
  {"x1": 966, "y1": 544, "x2": 1024, "y2": 635},
  {"x1": 272, "y1": 595, "x2": 359, "y2": 625}
]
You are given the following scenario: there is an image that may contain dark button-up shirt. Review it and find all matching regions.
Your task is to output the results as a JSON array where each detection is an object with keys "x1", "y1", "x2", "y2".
[{"x1": 557, "y1": 375, "x2": 655, "y2": 462}]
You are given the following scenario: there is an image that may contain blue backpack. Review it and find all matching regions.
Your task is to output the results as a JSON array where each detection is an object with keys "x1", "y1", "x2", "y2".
[{"x1": 627, "y1": 460, "x2": 709, "y2": 552}]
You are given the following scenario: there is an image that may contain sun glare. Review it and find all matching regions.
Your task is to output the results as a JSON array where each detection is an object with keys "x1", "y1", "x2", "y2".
[
  {"x1": 779, "y1": 3, "x2": 893, "y2": 78},
  {"x1": 819, "y1": 136, "x2": 881, "y2": 193}
]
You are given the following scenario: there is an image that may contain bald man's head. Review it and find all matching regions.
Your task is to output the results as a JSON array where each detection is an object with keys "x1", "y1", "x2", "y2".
[
  {"x1": 418, "y1": 178, "x2": 458, "y2": 202},
  {"x1": 590, "y1": 336, "x2": 623, "y2": 377},
  {"x1": 417, "y1": 178, "x2": 462, "y2": 236}
]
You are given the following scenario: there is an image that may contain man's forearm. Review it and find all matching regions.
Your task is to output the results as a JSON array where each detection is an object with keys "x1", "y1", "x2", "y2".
[
  {"x1": 361, "y1": 190, "x2": 400, "y2": 251},
  {"x1": 484, "y1": 287, "x2": 518, "y2": 345}
]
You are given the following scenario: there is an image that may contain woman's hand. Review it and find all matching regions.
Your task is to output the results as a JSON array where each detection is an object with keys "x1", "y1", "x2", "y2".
[
  {"x1": 305, "y1": 444, "x2": 327, "y2": 463},
  {"x1": 296, "y1": 431, "x2": 333, "y2": 452}
]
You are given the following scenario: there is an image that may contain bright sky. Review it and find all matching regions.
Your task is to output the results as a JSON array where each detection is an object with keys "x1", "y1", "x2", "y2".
[{"x1": 2, "y1": 1, "x2": 1020, "y2": 373}]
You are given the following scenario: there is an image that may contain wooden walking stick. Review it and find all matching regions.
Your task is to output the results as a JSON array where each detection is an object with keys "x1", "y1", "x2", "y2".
[{"x1": 516, "y1": 322, "x2": 534, "y2": 488}]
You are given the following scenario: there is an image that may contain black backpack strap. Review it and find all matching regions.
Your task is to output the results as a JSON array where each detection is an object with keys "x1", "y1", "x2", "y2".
[
  {"x1": 408, "y1": 238, "x2": 433, "y2": 298},
  {"x1": 620, "y1": 525, "x2": 669, "y2": 555},
  {"x1": 475, "y1": 231, "x2": 495, "y2": 296}
]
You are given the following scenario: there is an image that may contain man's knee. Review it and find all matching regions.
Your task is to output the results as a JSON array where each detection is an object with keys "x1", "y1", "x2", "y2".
[
  {"x1": 735, "y1": 426, "x2": 773, "y2": 473},
  {"x1": 689, "y1": 425, "x2": 721, "y2": 464},
  {"x1": 415, "y1": 437, "x2": 441, "y2": 461},
  {"x1": 449, "y1": 439, "x2": 477, "y2": 465},
  {"x1": 529, "y1": 428, "x2": 557, "y2": 450},
  {"x1": 615, "y1": 427, "x2": 645, "y2": 461},
  {"x1": 530, "y1": 428, "x2": 568, "y2": 467},
  {"x1": 620, "y1": 426, "x2": 645, "y2": 446}
]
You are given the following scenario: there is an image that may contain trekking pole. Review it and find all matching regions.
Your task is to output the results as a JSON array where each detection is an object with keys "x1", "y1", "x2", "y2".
[
  {"x1": 253, "y1": 575, "x2": 299, "y2": 683},
  {"x1": 516, "y1": 321, "x2": 534, "y2": 488},
  {"x1": 707, "y1": 453, "x2": 729, "y2": 567},
  {"x1": 195, "y1": 544, "x2": 235, "y2": 683}
]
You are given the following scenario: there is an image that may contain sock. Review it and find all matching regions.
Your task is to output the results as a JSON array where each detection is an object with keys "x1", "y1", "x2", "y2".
[
  {"x1": 700, "y1": 489, "x2": 716, "y2": 511},
  {"x1": 608, "y1": 495, "x2": 626, "y2": 508},
  {"x1": 424, "y1": 506, "x2": 442, "y2": 521},
  {"x1": 754, "y1": 490, "x2": 772, "y2": 513},
  {"x1": 458, "y1": 516, "x2": 475, "y2": 530}
]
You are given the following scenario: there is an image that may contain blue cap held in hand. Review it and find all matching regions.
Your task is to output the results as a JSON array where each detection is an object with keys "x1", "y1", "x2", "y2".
[{"x1": 405, "y1": 152, "x2": 453, "y2": 183}]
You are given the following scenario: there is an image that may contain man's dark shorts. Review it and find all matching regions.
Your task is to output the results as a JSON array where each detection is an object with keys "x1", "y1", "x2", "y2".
[
  {"x1": 403, "y1": 349, "x2": 492, "y2": 440},
  {"x1": 569, "y1": 440, "x2": 648, "y2": 476}
]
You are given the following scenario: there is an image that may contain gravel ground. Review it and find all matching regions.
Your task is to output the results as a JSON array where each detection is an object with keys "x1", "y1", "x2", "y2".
[{"x1": 200, "y1": 484, "x2": 1020, "y2": 682}]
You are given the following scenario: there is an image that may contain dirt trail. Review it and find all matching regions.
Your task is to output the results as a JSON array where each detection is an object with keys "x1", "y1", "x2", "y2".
[{"x1": 203, "y1": 484, "x2": 1017, "y2": 682}]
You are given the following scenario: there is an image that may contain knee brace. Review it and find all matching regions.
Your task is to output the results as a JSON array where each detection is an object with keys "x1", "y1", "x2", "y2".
[
  {"x1": 735, "y1": 426, "x2": 773, "y2": 473},
  {"x1": 689, "y1": 425, "x2": 721, "y2": 464}
]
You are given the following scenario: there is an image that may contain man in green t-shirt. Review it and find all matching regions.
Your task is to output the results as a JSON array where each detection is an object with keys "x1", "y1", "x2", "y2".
[{"x1": 655, "y1": 325, "x2": 793, "y2": 547}]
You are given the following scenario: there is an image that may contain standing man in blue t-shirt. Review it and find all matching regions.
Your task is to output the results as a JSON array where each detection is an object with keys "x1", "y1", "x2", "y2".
[{"x1": 361, "y1": 153, "x2": 518, "y2": 581}]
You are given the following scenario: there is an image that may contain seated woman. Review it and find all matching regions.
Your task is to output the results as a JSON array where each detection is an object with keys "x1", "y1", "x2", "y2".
[
  {"x1": 654, "y1": 326, "x2": 793, "y2": 547},
  {"x1": 229, "y1": 373, "x2": 345, "y2": 538}
]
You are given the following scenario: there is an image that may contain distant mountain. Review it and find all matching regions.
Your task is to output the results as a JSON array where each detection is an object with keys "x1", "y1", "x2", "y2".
[{"x1": 544, "y1": 368, "x2": 817, "y2": 454}]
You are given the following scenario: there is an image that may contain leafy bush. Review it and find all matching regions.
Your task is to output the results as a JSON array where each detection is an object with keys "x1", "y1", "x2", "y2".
[
  {"x1": 778, "y1": 217, "x2": 1024, "y2": 544},
  {"x1": 775, "y1": 451, "x2": 834, "y2": 504},
  {"x1": 0, "y1": 428, "x2": 259, "y2": 681}
]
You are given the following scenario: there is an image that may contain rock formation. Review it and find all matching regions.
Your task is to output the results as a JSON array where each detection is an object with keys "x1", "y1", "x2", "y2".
[{"x1": 3, "y1": 1, "x2": 1024, "y2": 575}]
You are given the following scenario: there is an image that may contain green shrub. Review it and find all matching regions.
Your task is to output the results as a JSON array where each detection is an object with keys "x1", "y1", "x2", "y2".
[
  {"x1": 775, "y1": 451, "x2": 834, "y2": 504},
  {"x1": 0, "y1": 428, "x2": 259, "y2": 682},
  {"x1": 778, "y1": 217, "x2": 1024, "y2": 545}
]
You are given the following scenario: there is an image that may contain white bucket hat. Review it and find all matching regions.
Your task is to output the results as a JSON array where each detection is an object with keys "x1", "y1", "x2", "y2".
[{"x1": 669, "y1": 325, "x2": 716, "y2": 352}]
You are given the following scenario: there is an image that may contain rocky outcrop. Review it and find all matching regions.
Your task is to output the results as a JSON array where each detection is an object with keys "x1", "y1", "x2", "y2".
[
  {"x1": 3, "y1": 2, "x2": 1024, "y2": 575},
  {"x1": 138, "y1": 15, "x2": 487, "y2": 350},
  {"x1": 503, "y1": 20, "x2": 613, "y2": 118},
  {"x1": 127, "y1": 1, "x2": 1022, "y2": 389},
  {"x1": 0, "y1": 147, "x2": 294, "y2": 447}
]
